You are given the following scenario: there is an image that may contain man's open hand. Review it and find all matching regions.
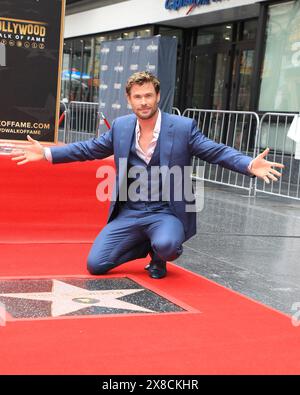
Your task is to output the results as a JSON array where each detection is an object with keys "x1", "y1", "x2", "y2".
[
  {"x1": 249, "y1": 148, "x2": 284, "y2": 184},
  {"x1": 8, "y1": 135, "x2": 46, "y2": 165}
]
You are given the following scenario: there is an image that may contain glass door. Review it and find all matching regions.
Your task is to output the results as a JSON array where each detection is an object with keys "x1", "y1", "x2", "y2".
[
  {"x1": 230, "y1": 43, "x2": 255, "y2": 111},
  {"x1": 188, "y1": 46, "x2": 231, "y2": 110}
]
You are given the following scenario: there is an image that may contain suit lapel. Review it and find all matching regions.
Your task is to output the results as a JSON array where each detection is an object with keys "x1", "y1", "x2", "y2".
[
  {"x1": 116, "y1": 115, "x2": 136, "y2": 200},
  {"x1": 118, "y1": 115, "x2": 136, "y2": 161},
  {"x1": 160, "y1": 112, "x2": 174, "y2": 167},
  {"x1": 159, "y1": 112, "x2": 175, "y2": 186}
]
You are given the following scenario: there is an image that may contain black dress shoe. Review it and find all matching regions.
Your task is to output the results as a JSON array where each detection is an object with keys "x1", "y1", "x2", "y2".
[
  {"x1": 148, "y1": 261, "x2": 167, "y2": 279},
  {"x1": 144, "y1": 250, "x2": 154, "y2": 270}
]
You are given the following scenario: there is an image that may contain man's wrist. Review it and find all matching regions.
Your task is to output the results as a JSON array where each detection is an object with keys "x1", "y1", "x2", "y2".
[
  {"x1": 248, "y1": 159, "x2": 254, "y2": 175},
  {"x1": 43, "y1": 147, "x2": 53, "y2": 162}
]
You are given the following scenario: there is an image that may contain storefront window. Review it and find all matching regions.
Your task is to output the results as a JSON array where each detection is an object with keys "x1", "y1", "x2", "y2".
[
  {"x1": 196, "y1": 24, "x2": 232, "y2": 45},
  {"x1": 242, "y1": 20, "x2": 257, "y2": 41},
  {"x1": 123, "y1": 31, "x2": 136, "y2": 39},
  {"x1": 82, "y1": 38, "x2": 93, "y2": 101},
  {"x1": 136, "y1": 28, "x2": 152, "y2": 37},
  {"x1": 62, "y1": 39, "x2": 91, "y2": 102},
  {"x1": 231, "y1": 49, "x2": 254, "y2": 111},
  {"x1": 259, "y1": 1, "x2": 300, "y2": 112},
  {"x1": 61, "y1": 41, "x2": 72, "y2": 100}
]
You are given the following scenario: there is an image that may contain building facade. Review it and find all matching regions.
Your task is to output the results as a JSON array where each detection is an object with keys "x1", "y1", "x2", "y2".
[{"x1": 62, "y1": 0, "x2": 300, "y2": 116}]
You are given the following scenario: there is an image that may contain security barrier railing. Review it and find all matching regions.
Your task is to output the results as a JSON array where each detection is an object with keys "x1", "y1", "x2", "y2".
[
  {"x1": 62, "y1": 101, "x2": 99, "y2": 143},
  {"x1": 172, "y1": 107, "x2": 181, "y2": 116},
  {"x1": 256, "y1": 112, "x2": 300, "y2": 200},
  {"x1": 183, "y1": 108, "x2": 260, "y2": 194},
  {"x1": 58, "y1": 102, "x2": 299, "y2": 201}
]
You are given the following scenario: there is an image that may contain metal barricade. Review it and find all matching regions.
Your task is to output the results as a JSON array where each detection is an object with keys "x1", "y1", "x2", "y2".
[
  {"x1": 256, "y1": 112, "x2": 300, "y2": 200},
  {"x1": 182, "y1": 108, "x2": 260, "y2": 193},
  {"x1": 64, "y1": 101, "x2": 100, "y2": 143},
  {"x1": 172, "y1": 107, "x2": 181, "y2": 116}
]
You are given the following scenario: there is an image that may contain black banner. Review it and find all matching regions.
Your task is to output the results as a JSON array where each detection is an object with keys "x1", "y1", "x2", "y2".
[{"x1": 0, "y1": 0, "x2": 65, "y2": 142}]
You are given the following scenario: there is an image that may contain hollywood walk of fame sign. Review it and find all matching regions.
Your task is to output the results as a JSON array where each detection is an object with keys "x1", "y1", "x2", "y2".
[{"x1": 0, "y1": 0, "x2": 65, "y2": 143}]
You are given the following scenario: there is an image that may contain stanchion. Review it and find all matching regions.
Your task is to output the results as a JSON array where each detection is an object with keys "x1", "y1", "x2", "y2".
[{"x1": 100, "y1": 112, "x2": 111, "y2": 130}]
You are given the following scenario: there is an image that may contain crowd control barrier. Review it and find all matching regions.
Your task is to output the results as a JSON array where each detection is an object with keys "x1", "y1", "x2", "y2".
[
  {"x1": 182, "y1": 108, "x2": 260, "y2": 194},
  {"x1": 256, "y1": 112, "x2": 300, "y2": 200}
]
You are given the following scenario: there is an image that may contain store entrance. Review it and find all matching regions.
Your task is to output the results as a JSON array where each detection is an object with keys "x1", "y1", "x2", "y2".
[
  {"x1": 186, "y1": 21, "x2": 257, "y2": 112},
  {"x1": 188, "y1": 43, "x2": 255, "y2": 111},
  {"x1": 188, "y1": 45, "x2": 231, "y2": 110},
  {"x1": 229, "y1": 43, "x2": 255, "y2": 111}
]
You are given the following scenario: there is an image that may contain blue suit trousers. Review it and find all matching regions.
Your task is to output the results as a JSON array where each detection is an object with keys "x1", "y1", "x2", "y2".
[{"x1": 87, "y1": 206, "x2": 185, "y2": 274}]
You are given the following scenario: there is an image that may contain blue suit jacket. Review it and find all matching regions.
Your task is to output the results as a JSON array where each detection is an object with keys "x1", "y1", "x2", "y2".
[{"x1": 51, "y1": 112, "x2": 252, "y2": 243}]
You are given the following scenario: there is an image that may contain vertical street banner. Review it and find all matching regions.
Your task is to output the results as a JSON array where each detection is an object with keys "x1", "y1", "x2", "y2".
[
  {"x1": 0, "y1": 0, "x2": 65, "y2": 142},
  {"x1": 98, "y1": 36, "x2": 178, "y2": 134}
]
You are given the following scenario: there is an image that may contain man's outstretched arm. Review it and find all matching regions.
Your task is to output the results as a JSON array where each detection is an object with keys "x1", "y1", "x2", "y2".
[
  {"x1": 189, "y1": 121, "x2": 284, "y2": 183},
  {"x1": 4, "y1": 128, "x2": 114, "y2": 165}
]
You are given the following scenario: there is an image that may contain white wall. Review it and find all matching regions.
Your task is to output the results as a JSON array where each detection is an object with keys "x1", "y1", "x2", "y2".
[{"x1": 65, "y1": 0, "x2": 268, "y2": 38}]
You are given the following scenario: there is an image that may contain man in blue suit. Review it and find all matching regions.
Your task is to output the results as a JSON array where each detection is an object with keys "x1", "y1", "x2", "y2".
[{"x1": 10, "y1": 72, "x2": 283, "y2": 279}]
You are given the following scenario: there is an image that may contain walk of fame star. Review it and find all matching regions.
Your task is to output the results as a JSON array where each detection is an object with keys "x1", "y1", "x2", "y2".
[{"x1": 0, "y1": 280, "x2": 155, "y2": 317}]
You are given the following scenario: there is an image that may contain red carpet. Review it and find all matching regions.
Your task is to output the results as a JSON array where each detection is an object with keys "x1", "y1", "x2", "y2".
[{"x1": 1, "y1": 154, "x2": 300, "y2": 374}]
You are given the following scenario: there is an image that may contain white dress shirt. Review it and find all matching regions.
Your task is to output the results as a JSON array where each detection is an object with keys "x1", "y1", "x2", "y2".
[{"x1": 135, "y1": 109, "x2": 161, "y2": 164}]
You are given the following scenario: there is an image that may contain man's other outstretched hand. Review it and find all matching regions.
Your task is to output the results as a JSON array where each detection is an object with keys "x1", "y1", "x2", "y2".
[
  {"x1": 249, "y1": 148, "x2": 284, "y2": 184},
  {"x1": 9, "y1": 135, "x2": 46, "y2": 165}
]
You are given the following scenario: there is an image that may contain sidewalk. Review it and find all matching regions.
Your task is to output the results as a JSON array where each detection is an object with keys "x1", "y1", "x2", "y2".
[{"x1": 177, "y1": 183, "x2": 300, "y2": 315}]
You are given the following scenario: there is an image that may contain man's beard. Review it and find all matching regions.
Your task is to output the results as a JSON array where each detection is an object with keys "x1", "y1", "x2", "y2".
[{"x1": 136, "y1": 106, "x2": 158, "y2": 120}]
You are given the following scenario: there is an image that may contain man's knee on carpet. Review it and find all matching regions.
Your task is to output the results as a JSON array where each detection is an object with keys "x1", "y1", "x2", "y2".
[
  {"x1": 152, "y1": 238, "x2": 183, "y2": 262},
  {"x1": 87, "y1": 255, "x2": 115, "y2": 275}
]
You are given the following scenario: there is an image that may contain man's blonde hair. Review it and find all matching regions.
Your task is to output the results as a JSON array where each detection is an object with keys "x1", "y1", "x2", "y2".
[{"x1": 126, "y1": 71, "x2": 160, "y2": 95}]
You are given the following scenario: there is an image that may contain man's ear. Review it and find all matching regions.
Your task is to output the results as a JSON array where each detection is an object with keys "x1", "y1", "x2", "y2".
[
  {"x1": 157, "y1": 92, "x2": 161, "y2": 104},
  {"x1": 126, "y1": 93, "x2": 131, "y2": 105}
]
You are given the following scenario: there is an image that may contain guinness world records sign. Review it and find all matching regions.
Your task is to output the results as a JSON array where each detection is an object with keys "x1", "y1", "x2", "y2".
[{"x1": 0, "y1": 0, "x2": 65, "y2": 143}]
